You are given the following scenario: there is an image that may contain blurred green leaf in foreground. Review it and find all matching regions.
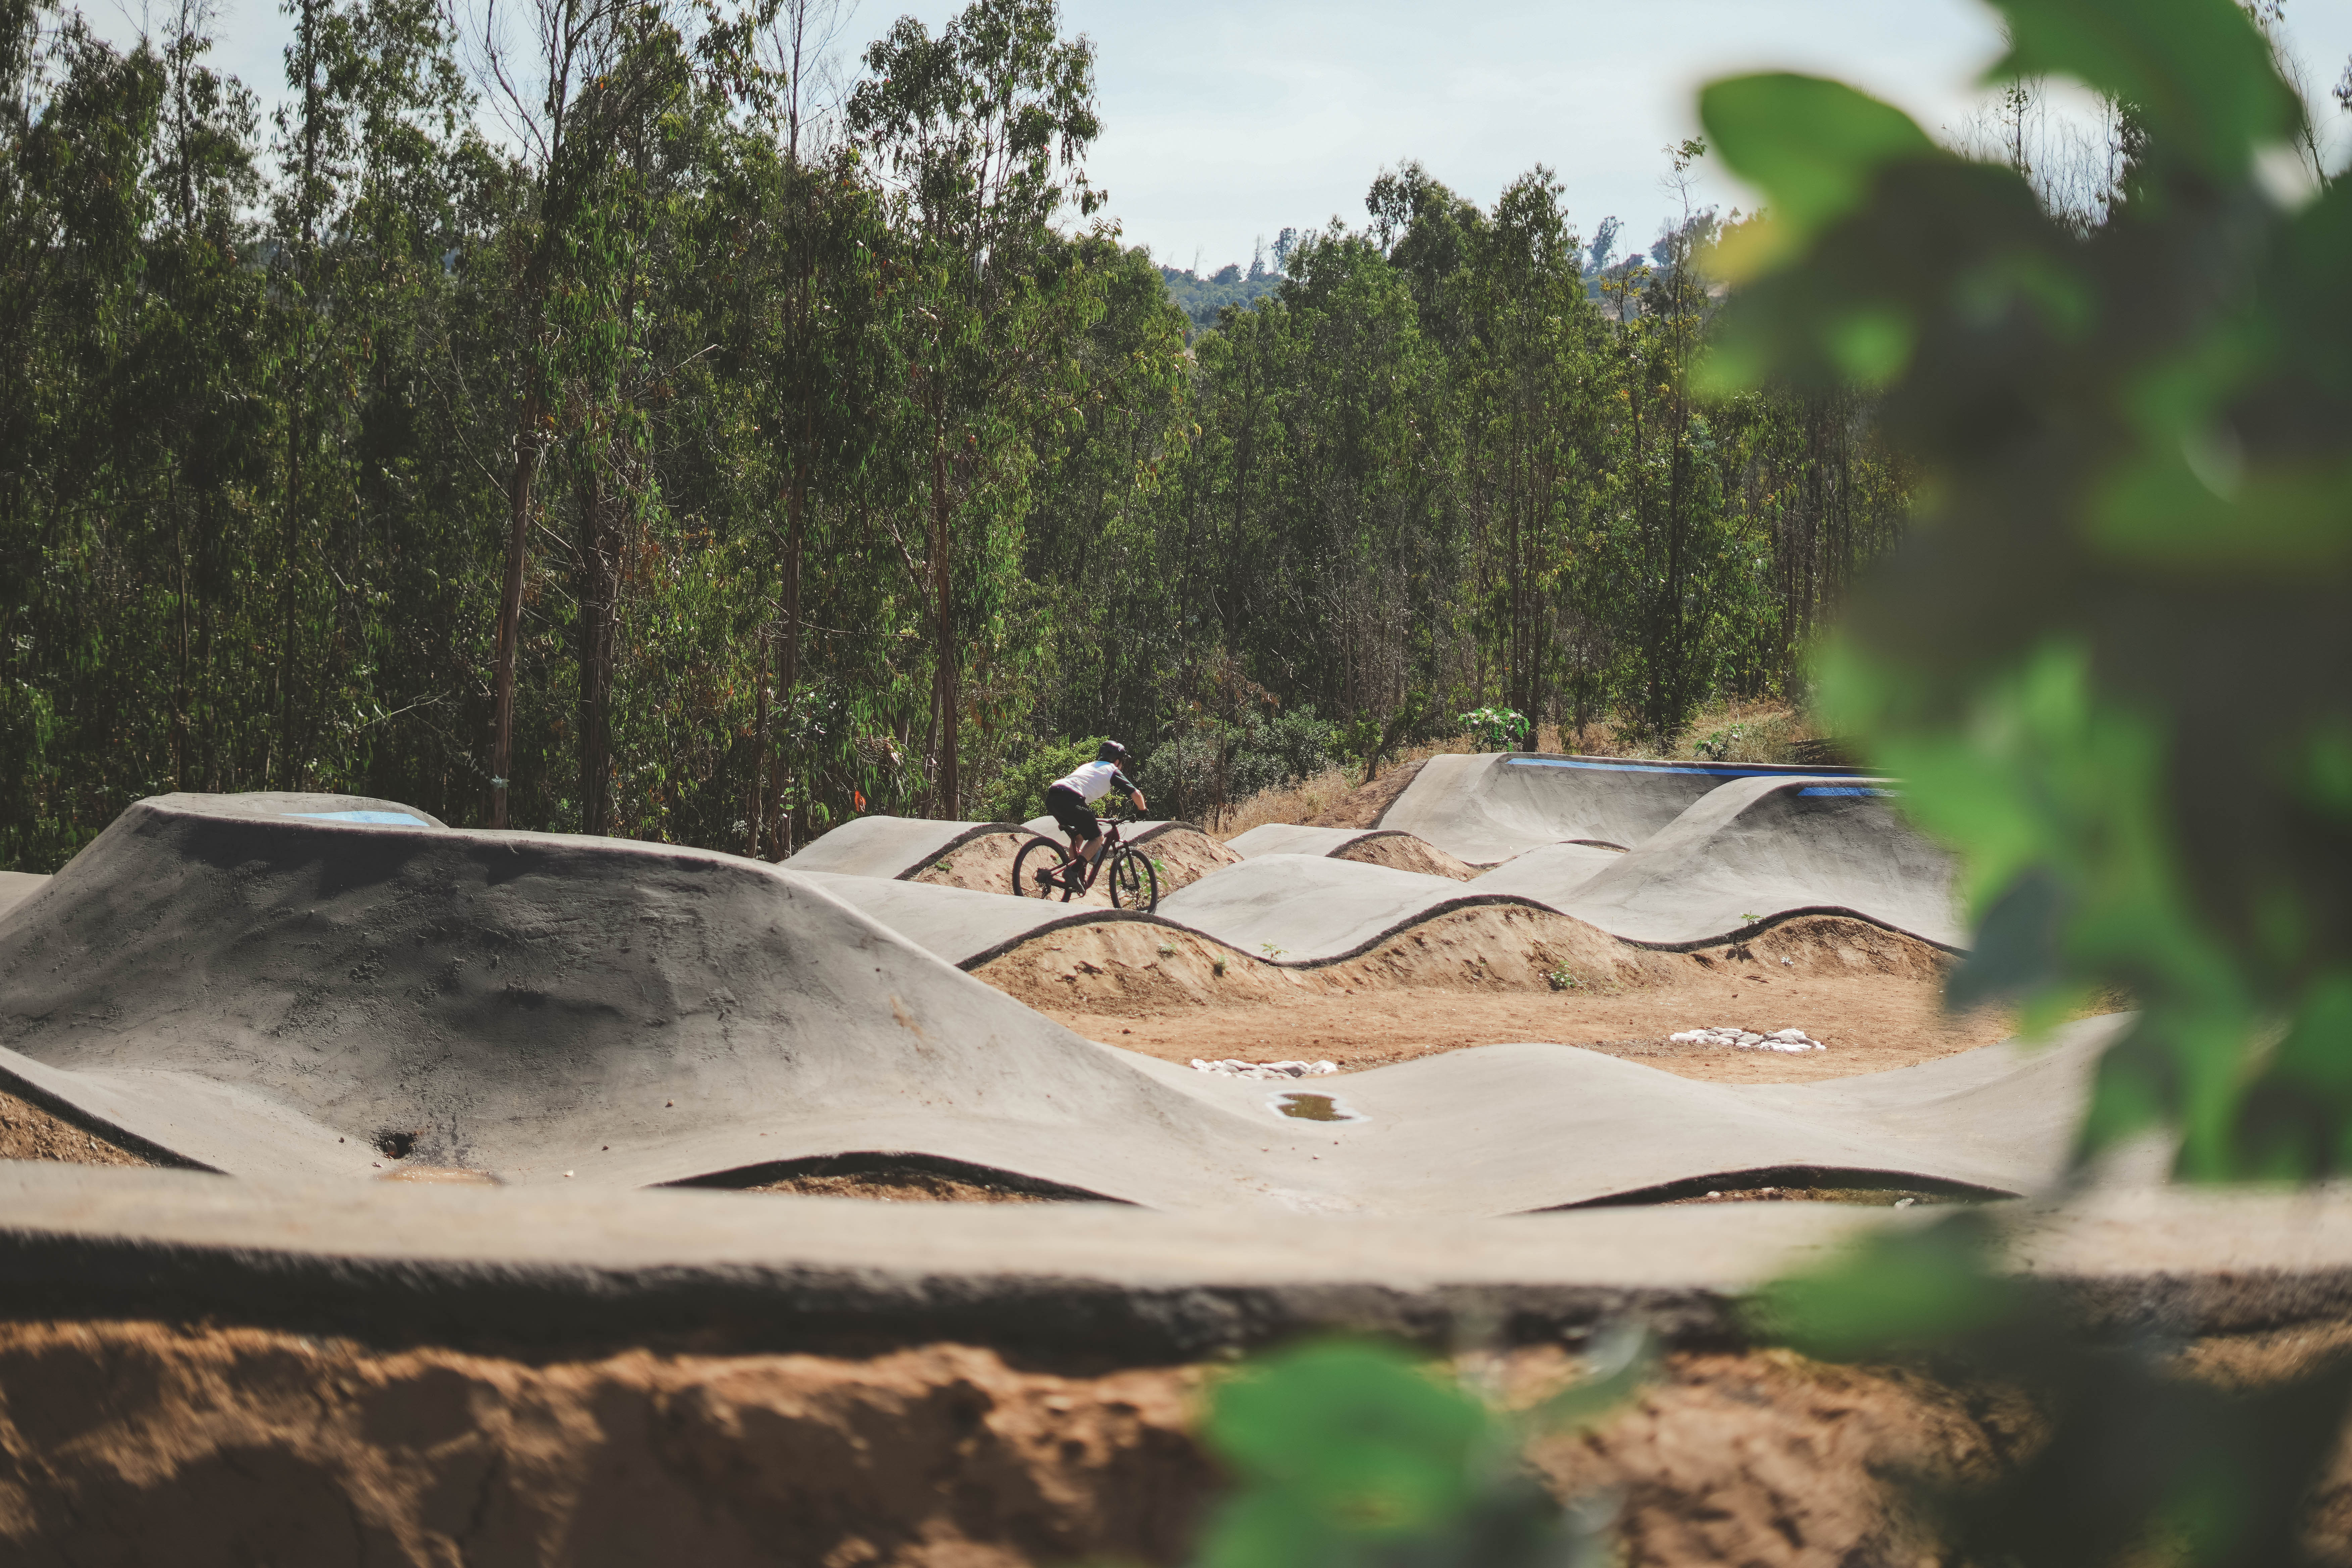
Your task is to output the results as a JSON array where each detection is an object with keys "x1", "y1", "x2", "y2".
[
  {"x1": 1703, "y1": 0, "x2": 2352, "y2": 1182},
  {"x1": 1705, "y1": 0, "x2": 2352, "y2": 1561},
  {"x1": 1182, "y1": 2, "x2": 2352, "y2": 1564},
  {"x1": 1190, "y1": 1336, "x2": 1647, "y2": 1568}
]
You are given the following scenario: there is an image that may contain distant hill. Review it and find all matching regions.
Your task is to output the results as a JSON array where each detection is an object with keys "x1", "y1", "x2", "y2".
[{"x1": 1158, "y1": 262, "x2": 1283, "y2": 337}]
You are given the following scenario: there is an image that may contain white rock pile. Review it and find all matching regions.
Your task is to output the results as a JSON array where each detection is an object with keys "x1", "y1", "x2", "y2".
[
  {"x1": 1669, "y1": 1026, "x2": 1826, "y2": 1053},
  {"x1": 1190, "y1": 1058, "x2": 1339, "y2": 1079}
]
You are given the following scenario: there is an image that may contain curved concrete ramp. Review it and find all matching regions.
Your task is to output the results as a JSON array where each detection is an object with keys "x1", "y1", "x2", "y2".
[
  {"x1": 794, "y1": 871, "x2": 1170, "y2": 969},
  {"x1": 1471, "y1": 842, "x2": 1626, "y2": 903},
  {"x1": 1549, "y1": 776, "x2": 1962, "y2": 950},
  {"x1": 1226, "y1": 824, "x2": 1478, "y2": 882},
  {"x1": 0, "y1": 795, "x2": 1326, "y2": 1207},
  {"x1": 0, "y1": 872, "x2": 49, "y2": 923},
  {"x1": 0, "y1": 791, "x2": 2038, "y2": 1215},
  {"x1": 1378, "y1": 752, "x2": 1859, "y2": 863},
  {"x1": 782, "y1": 815, "x2": 1026, "y2": 881},
  {"x1": 1227, "y1": 823, "x2": 1391, "y2": 858},
  {"x1": 1153, "y1": 854, "x2": 1545, "y2": 966}
]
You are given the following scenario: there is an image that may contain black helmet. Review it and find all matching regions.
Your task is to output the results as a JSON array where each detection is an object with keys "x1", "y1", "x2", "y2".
[{"x1": 1097, "y1": 739, "x2": 1129, "y2": 763}]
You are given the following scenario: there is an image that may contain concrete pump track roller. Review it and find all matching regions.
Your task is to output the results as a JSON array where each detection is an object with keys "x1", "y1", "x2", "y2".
[
  {"x1": 1223, "y1": 822, "x2": 1482, "y2": 881},
  {"x1": 1528, "y1": 774, "x2": 1966, "y2": 951},
  {"x1": 1376, "y1": 751, "x2": 1864, "y2": 864},
  {"x1": 778, "y1": 815, "x2": 1030, "y2": 881},
  {"x1": 0, "y1": 791, "x2": 2113, "y2": 1213}
]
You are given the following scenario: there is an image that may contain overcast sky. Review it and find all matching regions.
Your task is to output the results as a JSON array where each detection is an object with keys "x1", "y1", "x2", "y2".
[{"x1": 90, "y1": 0, "x2": 2352, "y2": 271}]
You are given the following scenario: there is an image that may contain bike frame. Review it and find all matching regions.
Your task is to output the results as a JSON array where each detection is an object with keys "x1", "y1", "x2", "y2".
[{"x1": 1063, "y1": 817, "x2": 1130, "y2": 894}]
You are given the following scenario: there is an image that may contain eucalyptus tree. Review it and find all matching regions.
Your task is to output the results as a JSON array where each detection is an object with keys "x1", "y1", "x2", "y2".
[
  {"x1": 467, "y1": 0, "x2": 675, "y2": 827},
  {"x1": 847, "y1": 0, "x2": 1105, "y2": 815},
  {"x1": 1603, "y1": 141, "x2": 1743, "y2": 741},
  {"x1": 266, "y1": 0, "x2": 473, "y2": 791}
]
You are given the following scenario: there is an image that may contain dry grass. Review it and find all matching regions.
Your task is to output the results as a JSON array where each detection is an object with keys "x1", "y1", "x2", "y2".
[{"x1": 1541, "y1": 698, "x2": 1829, "y2": 765}]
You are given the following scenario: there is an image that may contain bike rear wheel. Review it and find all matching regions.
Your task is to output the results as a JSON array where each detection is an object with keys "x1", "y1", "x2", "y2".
[
  {"x1": 1012, "y1": 836, "x2": 1076, "y2": 901},
  {"x1": 1107, "y1": 844, "x2": 1159, "y2": 912}
]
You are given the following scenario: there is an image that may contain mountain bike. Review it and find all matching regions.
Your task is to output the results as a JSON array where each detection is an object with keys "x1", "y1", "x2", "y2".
[{"x1": 1011, "y1": 815, "x2": 1160, "y2": 912}]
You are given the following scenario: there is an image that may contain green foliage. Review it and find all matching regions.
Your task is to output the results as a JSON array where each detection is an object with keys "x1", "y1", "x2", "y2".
[
  {"x1": 974, "y1": 733, "x2": 1104, "y2": 823},
  {"x1": 1703, "y1": 0, "x2": 2352, "y2": 1559},
  {"x1": 1457, "y1": 707, "x2": 1528, "y2": 750},
  {"x1": 1708, "y1": 0, "x2": 2352, "y2": 1182},
  {"x1": 1138, "y1": 705, "x2": 1336, "y2": 822},
  {"x1": 1158, "y1": 260, "x2": 1283, "y2": 337},
  {"x1": 1194, "y1": 1336, "x2": 1648, "y2": 1568},
  {"x1": 0, "y1": 0, "x2": 1916, "y2": 875},
  {"x1": 1756, "y1": 1217, "x2": 2352, "y2": 1568}
]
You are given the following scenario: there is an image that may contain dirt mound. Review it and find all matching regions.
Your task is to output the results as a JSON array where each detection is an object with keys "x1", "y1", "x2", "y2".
[
  {"x1": 969, "y1": 903, "x2": 1688, "y2": 1018},
  {"x1": 917, "y1": 826, "x2": 1239, "y2": 902},
  {"x1": 909, "y1": 828, "x2": 1027, "y2": 892},
  {"x1": 1692, "y1": 914, "x2": 1954, "y2": 981},
  {"x1": 0, "y1": 1320, "x2": 1214, "y2": 1567},
  {"x1": 1334, "y1": 833, "x2": 1481, "y2": 881},
  {"x1": 1135, "y1": 827, "x2": 1244, "y2": 896},
  {"x1": 974, "y1": 921, "x2": 1317, "y2": 1013},
  {"x1": 15, "y1": 1321, "x2": 2348, "y2": 1568},
  {"x1": 0, "y1": 1090, "x2": 143, "y2": 1166},
  {"x1": 971, "y1": 910, "x2": 1953, "y2": 1024},
  {"x1": 1305, "y1": 756, "x2": 1428, "y2": 830},
  {"x1": 1522, "y1": 1345, "x2": 2027, "y2": 1567}
]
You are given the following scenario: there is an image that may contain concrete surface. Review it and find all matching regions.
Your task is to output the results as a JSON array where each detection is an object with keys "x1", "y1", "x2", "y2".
[
  {"x1": 1378, "y1": 753, "x2": 1860, "y2": 864},
  {"x1": 1153, "y1": 853, "x2": 1534, "y2": 964},
  {"x1": 795, "y1": 870, "x2": 1172, "y2": 968},
  {"x1": 1547, "y1": 776, "x2": 1963, "y2": 950},
  {"x1": 0, "y1": 1160, "x2": 2336, "y2": 1358},
  {"x1": 1226, "y1": 824, "x2": 1394, "y2": 858},
  {"x1": 0, "y1": 793, "x2": 2094, "y2": 1214},
  {"x1": 0, "y1": 871, "x2": 48, "y2": 923},
  {"x1": 781, "y1": 815, "x2": 1028, "y2": 880}
]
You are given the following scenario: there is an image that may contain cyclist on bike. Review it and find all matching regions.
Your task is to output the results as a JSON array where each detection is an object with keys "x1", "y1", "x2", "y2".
[{"x1": 1043, "y1": 741, "x2": 1146, "y2": 891}]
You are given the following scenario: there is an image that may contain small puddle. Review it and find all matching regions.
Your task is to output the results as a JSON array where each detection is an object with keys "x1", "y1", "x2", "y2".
[{"x1": 1271, "y1": 1091, "x2": 1366, "y2": 1124}]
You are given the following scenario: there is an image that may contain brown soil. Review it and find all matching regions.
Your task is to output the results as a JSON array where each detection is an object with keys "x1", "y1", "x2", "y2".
[
  {"x1": 1132, "y1": 827, "x2": 1244, "y2": 897},
  {"x1": 1304, "y1": 755, "x2": 1428, "y2": 829},
  {"x1": 920, "y1": 826, "x2": 1239, "y2": 902},
  {"x1": 0, "y1": 1320, "x2": 1214, "y2": 1567},
  {"x1": 1657, "y1": 1184, "x2": 1971, "y2": 1207},
  {"x1": 984, "y1": 914, "x2": 2005, "y2": 1082},
  {"x1": 910, "y1": 829, "x2": 1028, "y2": 892},
  {"x1": 1520, "y1": 1345, "x2": 2031, "y2": 1567},
  {"x1": 747, "y1": 1171, "x2": 1055, "y2": 1203},
  {"x1": 0, "y1": 1090, "x2": 145, "y2": 1166},
  {"x1": 16, "y1": 1322, "x2": 2351, "y2": 1568},
  {"x1": 1333, "y1": 832, "x2": 1481, "y2": 881}
]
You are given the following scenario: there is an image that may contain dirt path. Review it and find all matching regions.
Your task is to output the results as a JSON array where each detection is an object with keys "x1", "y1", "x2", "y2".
[
  {"x1": 1058, "y1": 970, "x2": 2018, "y2": 1080},
  {"x1": 983, "y1": 912, "x2": 2013, "y2": 1082}
]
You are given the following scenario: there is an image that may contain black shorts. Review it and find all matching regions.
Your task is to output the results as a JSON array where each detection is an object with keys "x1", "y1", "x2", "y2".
[{"x1": 1044, "y1": 784, "x2": 1099, "y2": 841}]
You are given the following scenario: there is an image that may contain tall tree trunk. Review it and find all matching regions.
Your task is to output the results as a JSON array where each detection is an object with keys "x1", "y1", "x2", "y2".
[
  {"x1": 277, "y1": 0, "x2": 320, "y2": 792},
  {"x1": 490, "y1": 393, "x2": 538, "y2": 828},
  {"x1": 768, "y1": 463, "x2": 807, "y2": 858},
  {"x1": 577, "y1": 460, "x2": 613, "y2": 837},
  {"x1": 747, "y1": 609, "x2": 769, "y2": 856},
  {"x1": 929, "y1": 413, "x2": 957, "y2": 819}
]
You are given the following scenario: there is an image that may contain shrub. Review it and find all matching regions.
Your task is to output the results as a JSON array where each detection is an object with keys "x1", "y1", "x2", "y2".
[{"x1": 975, "y1": 735, "x2": 1108, "y2": 824}]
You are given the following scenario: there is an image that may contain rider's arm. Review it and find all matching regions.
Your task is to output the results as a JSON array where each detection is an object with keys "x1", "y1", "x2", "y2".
[{"x1": 1110, "y1": 768, "x2": 1145, "y2": 814}]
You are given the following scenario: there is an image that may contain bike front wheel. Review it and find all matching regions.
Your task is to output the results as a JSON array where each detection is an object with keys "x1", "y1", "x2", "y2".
[
  {"x1": 1107, "y1": 845, "x2": 1159, "y2": 912},
  {"x1": 1012, "y1": 836, "x2": 1076, "y2": 901}
]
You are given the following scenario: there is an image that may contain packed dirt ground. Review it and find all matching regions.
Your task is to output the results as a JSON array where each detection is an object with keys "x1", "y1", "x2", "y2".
[
  {"x1": 8, "y1": 1316, "x2": 2352, "y2": 1568},
  {"x1": 981, "y1": 912, "x2": 2017, "y2": 1083}
]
